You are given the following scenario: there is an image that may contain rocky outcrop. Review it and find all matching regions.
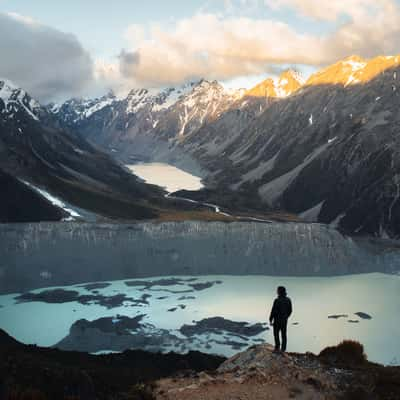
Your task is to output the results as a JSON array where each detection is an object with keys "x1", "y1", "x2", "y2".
[{"x1": 155, "y1": 341, "x2": 400, "y2": 400}]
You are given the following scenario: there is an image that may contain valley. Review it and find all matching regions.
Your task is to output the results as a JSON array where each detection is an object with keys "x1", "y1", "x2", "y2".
[
  {"x1": 3, "y1": 55, "x2": 400, "y2": 236},
  {"x1": 49, "y1": 55, "x2": 400, "y2": 238}
]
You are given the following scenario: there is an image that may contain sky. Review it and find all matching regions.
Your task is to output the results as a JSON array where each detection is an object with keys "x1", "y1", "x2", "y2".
[{"x1": 1, "y1": 0, "x2": 400, "y2": 102}]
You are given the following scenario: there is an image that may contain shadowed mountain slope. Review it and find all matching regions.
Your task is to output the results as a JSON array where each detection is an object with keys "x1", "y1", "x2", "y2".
[{"x1": 52, "y1": 56, "x2": 400, "y2": 237}]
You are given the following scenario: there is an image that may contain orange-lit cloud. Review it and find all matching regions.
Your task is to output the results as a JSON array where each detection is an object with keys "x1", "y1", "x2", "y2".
[{"x1": 114, "y1": 0, "x2": 400, "y2": 87}]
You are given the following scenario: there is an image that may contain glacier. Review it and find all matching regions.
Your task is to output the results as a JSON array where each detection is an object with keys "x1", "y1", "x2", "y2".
[{"x1": 0, "y1": 221, "x2": 399, "y2": 294}]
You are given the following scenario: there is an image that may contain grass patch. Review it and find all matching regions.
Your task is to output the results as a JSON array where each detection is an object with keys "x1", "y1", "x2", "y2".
[
  {"x1": 158, "y1": 210, "x2": 235, "y2": 222},
  {"x1": 319, "y1": 340, "x2": 367, "y2": 366}
]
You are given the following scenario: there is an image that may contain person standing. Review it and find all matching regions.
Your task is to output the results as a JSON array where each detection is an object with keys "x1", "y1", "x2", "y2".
[{"x1": 269, "y1": 286, "x2": 292, "y2": 353}]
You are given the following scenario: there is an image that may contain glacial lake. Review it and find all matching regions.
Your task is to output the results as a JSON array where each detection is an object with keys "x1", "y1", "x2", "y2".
[
  {"x1": 0, "y1": 273, "x2": 399, "y2": 365},
  {"x1": 127, "y1": 162, "x2": 204, "y2": 193}
]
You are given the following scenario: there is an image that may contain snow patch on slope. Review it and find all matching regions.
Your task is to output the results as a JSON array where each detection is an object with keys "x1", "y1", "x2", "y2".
[
  {"x1": 126, "y1": 82, "x2": 199, "y2": 114},
  {"x1": 21, "y1": 180, "x2": 81, "y2": 221},
  {"x1": 152, "y1": 83, "x2": 195, "y2": 111},
  {"x1": 299, "y1": 201, "x2": 324, "y2": 222},
  {"x1": 330, "y1": 213, "x2": 346, "y2": 228},
  {"x1": 83, "y1": 97, "x2": 116, "y2": 118}
]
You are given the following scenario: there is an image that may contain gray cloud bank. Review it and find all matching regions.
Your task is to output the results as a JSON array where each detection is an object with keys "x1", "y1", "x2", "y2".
[{"x1": 0, "y1": 12, "x2": 94, "y2": 102}]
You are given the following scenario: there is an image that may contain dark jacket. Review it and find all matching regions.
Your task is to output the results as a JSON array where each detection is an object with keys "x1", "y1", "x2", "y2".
[{"x1": 269, "y1": 296, "x2": 292, "y2": 324}]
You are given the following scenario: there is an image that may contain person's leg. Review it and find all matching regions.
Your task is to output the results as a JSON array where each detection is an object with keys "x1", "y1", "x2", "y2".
[
  {"x1": 273, "y1": 324, "x2": 280, "y2": 350},
  {"x1": 281, "y1": 320, "x2": 288, "y2": 352}
]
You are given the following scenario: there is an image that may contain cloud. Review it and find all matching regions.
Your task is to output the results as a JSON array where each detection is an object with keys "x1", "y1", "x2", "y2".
[
  {"x1": 118, "y1": 0, "x2": 400, "y2": 87},
  {"x1": 266, "y1": 0, "x2": 400, "y2": 57},
  {"x1": 0, "y1": 12, "x2": 94, "y2": 101},
  {"x1": 119, "y1": 14, "x2": 324, "y2": 87},
  {"x1": 118, "y1": 50, "x2": 140, "y2": 77},
  {"x1": 3, "y1": 2, "x2": 399, "y2": 99},
  {"x1": 266, "y1": 0, "x2": 383, "y2": 22}
]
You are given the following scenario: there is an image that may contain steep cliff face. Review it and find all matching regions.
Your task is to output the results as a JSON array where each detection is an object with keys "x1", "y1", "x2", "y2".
[{"x1": 1, "y1": 221, "x2": 398, "y2": 293}]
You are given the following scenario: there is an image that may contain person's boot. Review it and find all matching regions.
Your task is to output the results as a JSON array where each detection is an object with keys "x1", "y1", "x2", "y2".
[{"x1": 273, "y1": 348, "x2": 281, "y2": 354}]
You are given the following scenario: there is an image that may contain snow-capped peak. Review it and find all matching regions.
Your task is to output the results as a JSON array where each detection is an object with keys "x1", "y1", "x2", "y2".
[
  {"x1": 273, "y1": 70, "x2": 305, "y2": 97},
  {"x1": 342, "y1": 55, "x2": 367, "y2": 71},
  {"x1": 50, "y1": 91, "x2": 117, "y2": 124},
  {"x1": 245, "y1": 70, "x2": 304, "y2": 98},
  {"x1": 81, "y1": 91, "x2": 117, "y2": 118},
  {"x1": 152, "y1": 82, "x2": 198, "y2": 111},
  {"x1": 125, "y1": 88, "x2": 154, "y2": 114},
  {"x1": 306, "y1": 54, "x2": 400, "y2": 87},
  {"x1": 0, "y1": 79, "x2": 41, "y2": 121},
  {"x1": 125, "y1": 80, "x2": 223, "y2": 114}
]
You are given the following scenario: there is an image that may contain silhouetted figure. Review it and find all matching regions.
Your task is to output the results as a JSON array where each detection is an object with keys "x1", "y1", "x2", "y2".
[{"x1": 269, "y1": 286, "x2": 292, "y2": 352}]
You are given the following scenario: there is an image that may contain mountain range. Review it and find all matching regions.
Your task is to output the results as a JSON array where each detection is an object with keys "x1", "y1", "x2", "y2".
[
  {"x1": 2, "y1": 55, "x2": 400, "y2": 238},
  {"x1": 0, "y1": 79, "x2": 178, "y2": 222}
]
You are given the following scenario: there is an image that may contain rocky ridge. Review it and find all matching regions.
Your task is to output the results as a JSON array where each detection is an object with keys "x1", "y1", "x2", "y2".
[{"x1": 246, "y1": 69, "x2": 304, "y2": 98}]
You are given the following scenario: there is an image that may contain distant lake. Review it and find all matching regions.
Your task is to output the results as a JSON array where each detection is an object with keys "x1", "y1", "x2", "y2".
[
  {"x1": 127, "y1": 162, "x2": 204, "y2": 193},
  {"x1": 0, "y1": 273, "x2": 399, "y2": 365}
]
